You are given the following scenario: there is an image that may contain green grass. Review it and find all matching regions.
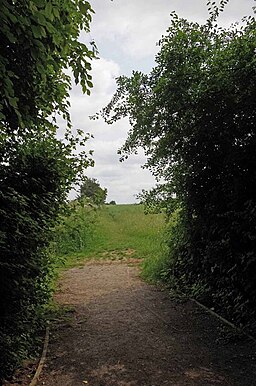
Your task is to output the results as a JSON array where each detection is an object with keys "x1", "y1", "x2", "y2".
[
  {"x1": 53, "y1": 203, "x2": 167, "y2": 270},
  {"x1": 91, "y1": 204, "x2": 165, "y2": 258}
]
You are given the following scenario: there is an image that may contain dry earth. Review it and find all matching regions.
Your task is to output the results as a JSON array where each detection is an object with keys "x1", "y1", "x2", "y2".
[{"x1": 35, "y1": 260, "x2": 256, "y2": 386}]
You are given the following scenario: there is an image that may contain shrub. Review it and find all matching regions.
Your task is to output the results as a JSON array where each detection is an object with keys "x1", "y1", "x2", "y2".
[
  {"x1": 52, "y1": 198, "x2": 97, "y2": 257},
  {"x1": 0, "y1": 137, "x2": 78, "y2": 378},
  {"x1": 102, "y1": 8, "x2": 256, "y2": 329}
]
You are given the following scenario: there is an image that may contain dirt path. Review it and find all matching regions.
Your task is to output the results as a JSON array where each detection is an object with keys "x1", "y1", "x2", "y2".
[{"x1": 38, "y1": 261, "x2": 256, "y2": 386}]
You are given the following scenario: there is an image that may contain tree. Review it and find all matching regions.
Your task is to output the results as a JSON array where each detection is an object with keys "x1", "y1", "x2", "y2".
[
  {"x1": 0, "y1": 0, "x2": 95, "y2": 378},
  {"x1": 101, "y1": 5, "x2": 256, "y2": 328},
  {"x1": 79, "y1": 177, "x2": 107, "y2": 205},
  {"x1": 1, "y1": 0, "x2": 95, "y2": 132}
]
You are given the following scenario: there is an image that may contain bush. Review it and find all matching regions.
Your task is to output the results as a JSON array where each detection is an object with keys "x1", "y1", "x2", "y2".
[
  {"x1": 0, "y1": 137, "x2": 75, "y2": 378},
  {"x1": 102, "y1": 10, "x2": 256, "y2": 329},
  {"x1": 0, "y1": 0, "x2": 95, "y2": 378},
  {"x1": 52, "y1": 199, "x2": 97, "y2": 257}
]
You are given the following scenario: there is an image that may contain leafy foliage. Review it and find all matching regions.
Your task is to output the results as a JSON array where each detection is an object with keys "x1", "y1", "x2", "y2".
[
  {"x1": 0, "y1": 0, "x2": 95, "y2": 378},
  {"x1": 52, "y1": 198, "x2": 97, "y2": 257},
  {"x1": 0, "y1": 135, "x2": 83, "y2": 377},
  {"x1": 102, "y1": 8, "x2": 256, "y2": 329},
  {"x1": 0, "y1": 0, "x2": 95, "y2": 131},
  {"x1": 79, "y1": 177, "x2": 107, "y2": 205}
]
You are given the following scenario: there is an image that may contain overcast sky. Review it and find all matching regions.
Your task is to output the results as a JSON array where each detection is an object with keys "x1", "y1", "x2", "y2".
[{"x1": 68, "y1": 0, "x2": 255, "y2": 203}]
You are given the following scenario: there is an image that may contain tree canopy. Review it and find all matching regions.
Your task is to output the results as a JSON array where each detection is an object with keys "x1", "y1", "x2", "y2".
[
  {"x1": 79, "y1": 177, "x2": 107, "y2": 205},
  {"x1": 102, "y1": 7, "x2": 256, "y2": 328},
  {"x1": 1, "y1": 0, "x2": 95, "y2": 131}
]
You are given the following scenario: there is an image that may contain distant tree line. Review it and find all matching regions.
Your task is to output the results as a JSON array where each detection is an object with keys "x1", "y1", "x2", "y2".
[{"x1": 108, "y1": 200, "x2": 116, "y2": 205}]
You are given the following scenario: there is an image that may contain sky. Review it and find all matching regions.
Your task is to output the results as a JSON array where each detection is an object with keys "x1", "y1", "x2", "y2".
[{"x1": 68, "y1": 0, "x2": 255, "y2": 203}]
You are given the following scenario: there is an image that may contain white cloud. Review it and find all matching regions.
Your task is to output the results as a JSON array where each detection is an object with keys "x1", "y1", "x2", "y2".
[
  {"x1": 90, "y1": 0, "x2": 209, "y2": 59},
  {"x1": 70, "y1": 57, "x2": 120, "y2": 119},
  {"x1": 90, "y1": 0, "x2": 254, "y2": 62}
]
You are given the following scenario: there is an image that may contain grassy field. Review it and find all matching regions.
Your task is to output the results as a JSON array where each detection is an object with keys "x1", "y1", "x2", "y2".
[{"x1": 53, "y1": 203, "x2": 167, "y2": 274}]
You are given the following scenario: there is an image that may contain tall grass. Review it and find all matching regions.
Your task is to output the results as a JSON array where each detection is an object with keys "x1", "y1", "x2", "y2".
[
  {"x1": 51, "y1": 199, "x2": 98, "y2": 268},
  {"x1": 141, "y1": 209, "x2": 180, "y2": 283},
  {"x1": 91, "y1": 204, "x2": 165, "y2": 260},
  {"x1": 52, "y1": 203, "x2": 167, "y2": 272}
]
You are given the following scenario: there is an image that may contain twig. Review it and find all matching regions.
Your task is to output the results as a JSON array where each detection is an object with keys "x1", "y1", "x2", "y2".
[{"x1": 29, "y1": 326, "x2": 50, "y2": 386}]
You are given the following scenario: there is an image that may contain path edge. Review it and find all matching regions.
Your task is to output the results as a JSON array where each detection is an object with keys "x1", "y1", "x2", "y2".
[
  {"x1": 191, "y1": 298, "x2": 256, "y2": 344},
  {"x1": 29, "y1": 326, "x2": 50, "y2": 386}
]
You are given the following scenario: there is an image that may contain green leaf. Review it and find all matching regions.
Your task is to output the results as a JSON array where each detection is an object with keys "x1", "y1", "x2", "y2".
[
  {"x1": 79, "y1": 1, "x2": 91, "y2": 15},
  {"x1": 8, "y1": 97, "x2": 18, "y2": 108},
  {"x1": 31, "y1": 24, "x2": 43, "y2": 38},
  {"x1": 33, "y1": 0, "x2": 45, "y2": 7},
  {"x1": 52, "y1": 7, "x2": 60, "y2": 19},
  {"x1": 44, "y1": 2, "x2": 54, "y2": 21}
]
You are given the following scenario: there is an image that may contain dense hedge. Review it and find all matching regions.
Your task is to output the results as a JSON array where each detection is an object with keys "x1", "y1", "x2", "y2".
[
  {"x1": 0, "y1": 0, "x2": 94, "y2": 378},
  {"x1": 0, "y1": 138, "x2": 71, "y2": 377},
  {"x1": 102, "y1": 9, "x2": 256, "y2": 330},
  {"x1": 52, "y1": 198, "x2": 97, "y2": 257},
  {"x1": 165, "y1": 17, "x2": 256, "y2": 328}
]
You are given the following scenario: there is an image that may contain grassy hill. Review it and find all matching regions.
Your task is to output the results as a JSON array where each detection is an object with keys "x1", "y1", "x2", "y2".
[{"x1": 53, "y1": 204, "x2": 166, "y2": 275}]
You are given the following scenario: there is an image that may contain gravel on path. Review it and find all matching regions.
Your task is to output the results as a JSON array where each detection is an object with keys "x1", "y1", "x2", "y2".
[{"x1": 37, "y1": 260, "x2": 256, "y2": 386}]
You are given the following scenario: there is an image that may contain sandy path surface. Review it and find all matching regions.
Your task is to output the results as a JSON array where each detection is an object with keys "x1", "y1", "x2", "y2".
[{"x1": 38, "y1": 261, "x2": 256, "y2": 386}]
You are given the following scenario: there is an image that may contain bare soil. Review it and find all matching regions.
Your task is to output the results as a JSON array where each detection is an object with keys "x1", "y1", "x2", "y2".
[{"x1": 36, "y1": 260, "x2": 256, "y2": 386}]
